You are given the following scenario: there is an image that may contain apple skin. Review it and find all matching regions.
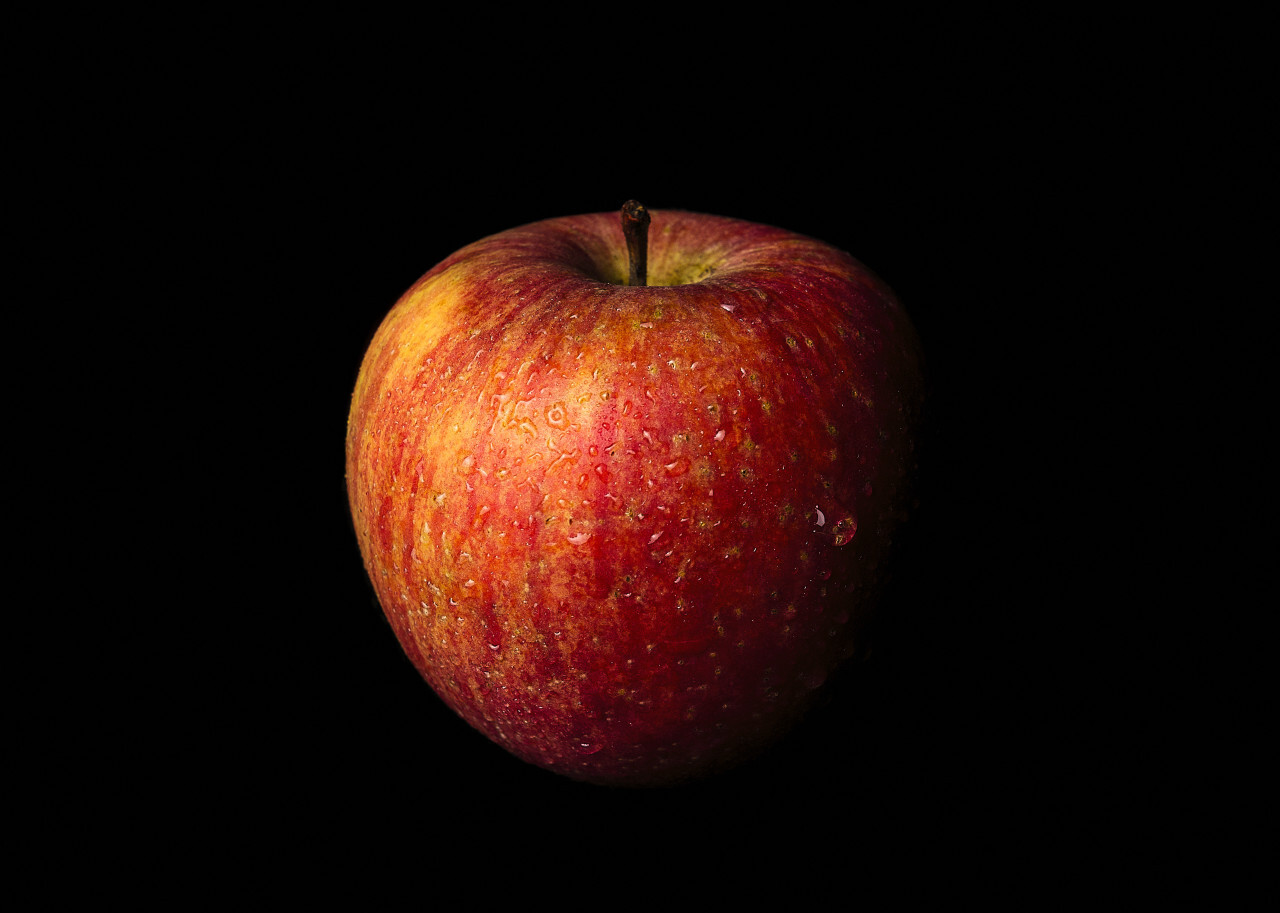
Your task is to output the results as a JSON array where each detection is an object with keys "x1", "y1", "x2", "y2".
[{"x1": 346, "y1": 208, "x2": 925, "y2": 787}]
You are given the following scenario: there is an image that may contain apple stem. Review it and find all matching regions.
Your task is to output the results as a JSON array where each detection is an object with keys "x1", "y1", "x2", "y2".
[{"x1": 621, "y1": 200, "x2": 650, "y2": 287}]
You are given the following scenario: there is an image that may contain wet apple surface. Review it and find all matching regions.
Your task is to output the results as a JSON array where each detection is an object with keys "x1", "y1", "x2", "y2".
[{"x1": 346, "y1": 204, "x2": 925, "y2": 786}]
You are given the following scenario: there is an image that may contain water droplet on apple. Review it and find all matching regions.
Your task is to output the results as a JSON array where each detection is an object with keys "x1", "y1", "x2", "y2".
[
  {"x1": 814, "y1": 506, "x2": 826, "y2": 527},
  {"x1": 832, "y1": 515, "x2": 858, "y2": 546},
  {"x1": 664, "y1": 457, "x2": 690, "y2": 476},
  {"x1": 567, "y1": 532, "x2": 592, "y2": 545},
  {"x1": 545, "y1": 401, "x2": 569, "y2": 429},
  {"x1": 574, "y1": 740, "x2": 603, "y2": 755}
]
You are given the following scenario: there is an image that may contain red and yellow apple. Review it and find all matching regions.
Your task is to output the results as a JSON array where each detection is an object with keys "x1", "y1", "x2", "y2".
[{"x1": 346, "y1": 203, "x2": 925, "y2": 786}]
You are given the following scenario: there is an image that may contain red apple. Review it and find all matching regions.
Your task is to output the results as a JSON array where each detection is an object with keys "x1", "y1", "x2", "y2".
[{"x1": 346, "y1": 202, "x2": 925, "y2": 787}]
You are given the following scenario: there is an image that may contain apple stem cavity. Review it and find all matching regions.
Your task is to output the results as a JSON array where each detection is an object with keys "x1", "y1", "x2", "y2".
[{"x1": 621, "y1": 199, "x2": 650, "y2": 287}]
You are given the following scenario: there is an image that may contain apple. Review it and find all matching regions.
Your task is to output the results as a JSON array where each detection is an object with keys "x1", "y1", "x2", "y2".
[{"x1": 346, "y1": 202, "x2": 925, "y2": 787}]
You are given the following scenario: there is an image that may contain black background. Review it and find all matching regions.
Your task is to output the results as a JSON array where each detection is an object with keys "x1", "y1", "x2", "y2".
[{"x1": 69, "y1": 18, "x2": 1164, "y2": 891}]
